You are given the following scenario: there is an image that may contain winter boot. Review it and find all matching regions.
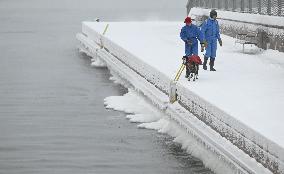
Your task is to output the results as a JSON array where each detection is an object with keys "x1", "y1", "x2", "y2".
[
  {"x1": 203, "y1": 56, "x2": 208, "y2": 70},
  {"x1": 196, "y1": 65, "x2": 199, "y2": 79},
  {"x1": 210, "y1": 59, "x2": 216, "y2": 71}
]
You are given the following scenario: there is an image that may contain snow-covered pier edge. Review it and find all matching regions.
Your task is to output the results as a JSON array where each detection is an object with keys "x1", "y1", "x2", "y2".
[{"x1": 76, "y1": 22, "x2": 284, "y2": 174}]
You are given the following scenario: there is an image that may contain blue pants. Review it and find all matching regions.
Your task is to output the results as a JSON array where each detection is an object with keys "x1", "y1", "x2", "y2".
[
  {"x1": 185, "y1": 43, "x2": 198, "y2": 56},
  {"x1": 205, "y1": 40, "x2": 217, "y2": 60}
]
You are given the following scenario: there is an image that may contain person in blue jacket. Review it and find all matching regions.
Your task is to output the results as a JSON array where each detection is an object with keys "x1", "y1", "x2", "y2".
[
  {"x1": 180, "y1": 17, "x2": 205, "y2": 78},
  {"x1": 201, "y1": 10, "x2": 223, "y2": 71}
]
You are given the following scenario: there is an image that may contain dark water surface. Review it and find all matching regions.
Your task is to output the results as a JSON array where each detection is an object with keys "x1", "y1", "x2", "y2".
[{"x1": 0, "y1": 1, "x2": 213, "y2": 173}]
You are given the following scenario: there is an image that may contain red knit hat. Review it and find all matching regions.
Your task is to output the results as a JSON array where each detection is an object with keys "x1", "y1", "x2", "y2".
[{"x1": 184, "y1": 17, "x2": 192, "y2": 24}]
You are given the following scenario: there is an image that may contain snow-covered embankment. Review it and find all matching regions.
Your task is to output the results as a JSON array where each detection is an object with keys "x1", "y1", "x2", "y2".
[{"x1": 76, "y1": 22, "x2": 283, "y2": 174}]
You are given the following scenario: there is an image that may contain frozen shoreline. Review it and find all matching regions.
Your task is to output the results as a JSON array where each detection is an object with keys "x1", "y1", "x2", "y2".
[{"x1": 76, "y1": 21, "x2": 284, "y2": 173}]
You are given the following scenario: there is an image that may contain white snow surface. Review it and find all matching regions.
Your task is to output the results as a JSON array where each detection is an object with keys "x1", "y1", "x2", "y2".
[
  {"x1": 84, "y1": 21, "x2": 284, "y2": 148},
  {"x1": 79, "y1": 48, "x2": 107, "y2": 67}
]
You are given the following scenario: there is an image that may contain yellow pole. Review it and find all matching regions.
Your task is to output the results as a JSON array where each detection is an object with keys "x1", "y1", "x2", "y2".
[
  {"x1": 100, "y1": 24, "x2": 109, "y2": 48},
  {"x1": 174, "y1": 64, "x2": 185, "y2": 81},
  {"x1": 102, "y1": 24, "x2": 109, "y2": 35}
]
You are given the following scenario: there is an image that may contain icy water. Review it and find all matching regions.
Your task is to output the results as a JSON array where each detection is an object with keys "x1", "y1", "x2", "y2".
[{"x1": 0, "y1": 0, "x2": 213, "y2": 173}]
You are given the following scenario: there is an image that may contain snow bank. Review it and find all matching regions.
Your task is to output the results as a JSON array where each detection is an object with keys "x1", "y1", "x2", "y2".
[
  {"x1": 76, "y1": 21, "x2": 284, "y2": 173},
  {"x1": 104, "y1": 89, "x2": 272, "y2": 174}
]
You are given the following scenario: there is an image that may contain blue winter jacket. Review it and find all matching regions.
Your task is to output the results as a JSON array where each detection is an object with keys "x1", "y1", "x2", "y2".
[
  {"x1": 180, "y1": 24, "x2": 203, "y2": 45},
  {"x1": 201, "y1": 18, "x2": 221, "y2": 42}
]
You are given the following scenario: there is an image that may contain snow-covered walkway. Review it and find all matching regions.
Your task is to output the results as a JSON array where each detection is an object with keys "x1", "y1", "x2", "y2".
[
  {"x1": 77, "y1": 21, "x2": 284, "y2": 173},
  {"x1": 85, "y1": 21, "x2": 284, "y2": 148}
]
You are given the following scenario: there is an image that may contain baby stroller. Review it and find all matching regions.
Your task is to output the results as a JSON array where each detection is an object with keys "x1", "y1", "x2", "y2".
[{"x1": 183, "y1": 55, "x2": 202, "y2": 81}]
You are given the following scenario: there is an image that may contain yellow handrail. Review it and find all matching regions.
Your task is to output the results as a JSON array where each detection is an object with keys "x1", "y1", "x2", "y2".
[
  {"x1": 174, "y1": 64, "x2": 185, "y2": 81},
  {"x1": 102, "y1": 24, "x2": 109, "y2": 35}
]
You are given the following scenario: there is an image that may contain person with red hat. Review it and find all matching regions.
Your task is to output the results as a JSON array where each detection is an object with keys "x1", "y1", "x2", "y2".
[{"x1": 180, "y1": 16, "x2": 205, "y2": 78}]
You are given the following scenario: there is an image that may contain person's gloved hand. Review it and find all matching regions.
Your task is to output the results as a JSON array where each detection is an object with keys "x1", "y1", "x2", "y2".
[
  {"x1": 201, "y1": 46, "x2": 204, "y2": 52},
  {"x1": 218, "y1": 39, "x2": 223, "y2": 46},
  {"x1": 182, "y1": 56, "x2": 187, "y2": 65}
]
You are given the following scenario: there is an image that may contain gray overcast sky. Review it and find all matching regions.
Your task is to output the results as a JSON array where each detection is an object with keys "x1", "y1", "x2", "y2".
[
  {"x1": 0, "y1": 0, "x2": 188, "y2": 9},
  {"x1": 0, "y1": 0, "x2": 188, "y2": 21}
]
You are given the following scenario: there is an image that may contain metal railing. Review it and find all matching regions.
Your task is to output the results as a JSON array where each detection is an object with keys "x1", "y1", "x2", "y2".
[{"x1": 187, "y1": 0, "x2": 284, "y2": 16}]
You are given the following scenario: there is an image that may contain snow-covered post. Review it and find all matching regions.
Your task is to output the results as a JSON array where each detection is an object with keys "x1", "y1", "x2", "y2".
[
  {"x1": 241, "y1": 0, "x2": 244, "y2": 12},
  {"x1": 233, "y1": 0, "x2": 236, "y2": 11},
  {"x1": 170, "y1": 63, "x2": 186, "y2": 103},
  {"x1": 169, "y1": 81, "x2": 177, "y2": 103},
  {"x1": 196, "y1": 0, "x2": 200, "y2": 7},
  {"x1": 212, "y1": 0, "x2": 216, "y2": 8},
  {"x1": 267, "y1": 0, "x2": 272, "y2": 15},
  {"x1": 217, "y1": 0, "x2": 221, "y2": 9},
  {"x1": 225, "y1": 0, "x2": 228, "y2": 10},
  {"x1": 248, "y1": 0, "x2": 252, "y2": 13},
  {"x1": 257, "y1": 0, "x2": 261, "y2": 14},
  {"x1": 277, "y1": 0, "x2": 282, "y2": 16}
]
